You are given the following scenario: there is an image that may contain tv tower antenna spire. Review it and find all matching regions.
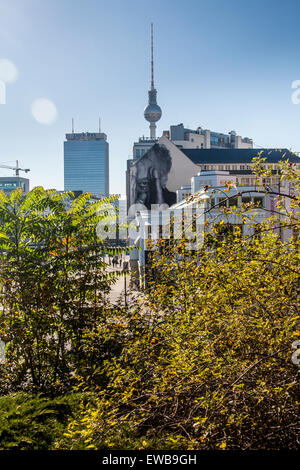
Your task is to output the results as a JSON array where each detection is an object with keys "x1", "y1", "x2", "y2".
[
  {"x1": 144, "y1": 23, "x2": 162, "y2": 139},
  {"x1": 151, "y1": 22, "x2": 154, "y2": 89}
]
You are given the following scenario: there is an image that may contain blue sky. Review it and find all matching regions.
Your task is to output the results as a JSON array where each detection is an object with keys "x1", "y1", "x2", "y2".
[{"x1": 1, "y1": 0, "x2": 300, "y2": 194}]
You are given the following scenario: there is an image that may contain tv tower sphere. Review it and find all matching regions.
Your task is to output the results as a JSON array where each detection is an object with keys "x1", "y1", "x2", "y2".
[{"x1": 144, "y1": 91, "x2": 162, "y2": 123}]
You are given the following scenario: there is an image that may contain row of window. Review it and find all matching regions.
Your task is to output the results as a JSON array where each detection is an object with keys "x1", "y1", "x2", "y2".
[
  {"x1": 134, "y1": 148, "x2": 148, "y2": 158},
  {"x1": 202, "y1": 163, "x2": 300, "y2": 171},
  {"x1": 207, "y1": 195, "x2": 264, "y2": 209},
  {"x1": 201, "y1": 164, "x2": 253, "y2": 171}
]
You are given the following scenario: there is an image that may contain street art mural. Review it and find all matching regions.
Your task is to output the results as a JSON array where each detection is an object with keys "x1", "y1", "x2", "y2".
[{"x1": 130, "y1": 144, "x2": 176, "y2": 209}]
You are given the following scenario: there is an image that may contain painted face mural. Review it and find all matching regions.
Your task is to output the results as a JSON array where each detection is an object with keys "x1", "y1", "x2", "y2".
[{"x1": 130, "y1": 144, "x2": 176, "y2": 209}]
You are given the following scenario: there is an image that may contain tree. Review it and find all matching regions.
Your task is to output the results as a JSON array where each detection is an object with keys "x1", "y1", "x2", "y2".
[
  {"x1": 0, "y1": 187, "x2": 124, "y2": 394},
  {"x1": 59, "y1": 159, "x2": 300, "y2": 450}
]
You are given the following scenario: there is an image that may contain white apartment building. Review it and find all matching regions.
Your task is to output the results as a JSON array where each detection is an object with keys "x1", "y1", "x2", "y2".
[{"x1": 131, "y1": 169, "x2": 296, "y2": 288}]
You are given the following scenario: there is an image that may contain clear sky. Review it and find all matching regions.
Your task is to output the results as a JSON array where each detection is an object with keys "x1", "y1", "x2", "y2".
[{"x1": 1, "y1": 0, "x2": 300, "y2": 195}]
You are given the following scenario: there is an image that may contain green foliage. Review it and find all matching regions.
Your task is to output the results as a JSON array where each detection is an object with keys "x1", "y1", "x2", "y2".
[
  {"x1": 0, "y1": 392, "x2": 90, "y2": 450},
  {"x1": 0, "y1": 160, "x2": 299, "y2": 450},
  {"x1": 58, "y1": 159, "x2": 300, "y2": 450},
  {"x1": 0, "y1": 187, "x2": 124, "y2": 393}
]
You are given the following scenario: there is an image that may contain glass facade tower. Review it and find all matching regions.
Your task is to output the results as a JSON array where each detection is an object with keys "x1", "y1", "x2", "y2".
[{"x1": 64, "y1": 132, "x2": 109, "y2": 196}]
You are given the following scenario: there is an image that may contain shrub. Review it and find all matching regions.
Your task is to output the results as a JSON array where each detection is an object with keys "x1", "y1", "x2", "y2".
[{"x1": 0, "y1": 392, "x2": 91, "y2": 450}]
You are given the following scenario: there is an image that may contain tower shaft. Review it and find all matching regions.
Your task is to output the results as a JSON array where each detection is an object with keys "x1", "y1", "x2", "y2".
[{"x1": 150, "y1": 123, "x2": 156, "y2": 139}]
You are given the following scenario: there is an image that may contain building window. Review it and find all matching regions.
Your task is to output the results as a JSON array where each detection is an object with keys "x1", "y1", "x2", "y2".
[
  {"x1": 229, "y1": 196, "x2": 238, "y2": 207},
  {"x1": 209, "y1": 198, "x2": 216, "y2": 209},
  {"x1": 218, "y1": 197, "x2": 227, "y2": 208},
  {"x1": 253, "y1": 197, "x2": 264, "y2": 207},
  {"x1": 242, "y1": 196, "x2": 251, "y2": 204},
  {"x1": 271, "y1": 177, "x2": 279, "y2": 185}
]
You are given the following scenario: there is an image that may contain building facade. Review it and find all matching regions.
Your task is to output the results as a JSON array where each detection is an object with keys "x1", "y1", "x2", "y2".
[
  {"x1": 128, "y1": 136, "x2": 300, "y2": 211},
  {"x1": 127, "y1": 137, "x2": 300, "y2": 286},
  {"x1": 0, "y1": 176, "x2": 29, "y2": 194},
  {"x1": 131, "y1": 169, "x2": 297, "y2": 288},
  {"x1": 133, "y1": 137, "x2": 158, "y2": 161},
  {"x1": 64, "y1": 132, "x2": 109, "y2": 196},
  {"x1": 126, "y1": 126, "x2": 253, "y2": 207},
  {"x1": 163, "y1": 124, "x2": 253, "y2": 150}
]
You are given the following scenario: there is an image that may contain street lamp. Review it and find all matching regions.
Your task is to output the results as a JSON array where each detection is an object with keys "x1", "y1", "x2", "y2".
[{"x1": 123, "y1": 260, "x2": 129, "y2": 309}]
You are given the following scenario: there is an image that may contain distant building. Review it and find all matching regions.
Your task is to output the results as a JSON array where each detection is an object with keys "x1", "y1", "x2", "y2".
[
  {"x1": 126, "y1": 126, "x2": 253, "y2": 208},
  {"x1": 132, "y1": 167, "x2": 298, "y2": 288},
  {"x1": 131, "y1": 124, "x2": 253, "y2": 167},
  {"x1": 176, "y1": 185, "x2": 192, "y2": 202},
  {"x1": 128, "y1": 136, "x2": 300, "y2": 210},
  {"x1": 133, "y1": 137, "x2": 158, "y2": 161},
  {"x1": 163, "y1": 124, "x2": 253, "y2": 149},
  {"x1": 127, "y1": 137, "x2": 300, "y2": 285},
  {"x1": 0, "y1": 176, "x2": 29, "y2": 195},
  {"x1": 64, "y1": 131, "x2": 109, "y2": 196}
]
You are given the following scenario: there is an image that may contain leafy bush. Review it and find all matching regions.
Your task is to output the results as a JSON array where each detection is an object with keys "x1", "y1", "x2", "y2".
[
  {"x1": 0, "y1": 392, "x2": 90, "y2": 450},
  {"x1": 58, "y1": 161, "x2": 300, "y2": 450},
  {"x1": 0, "y1": 188, "x2": 124, "y2": 394}
]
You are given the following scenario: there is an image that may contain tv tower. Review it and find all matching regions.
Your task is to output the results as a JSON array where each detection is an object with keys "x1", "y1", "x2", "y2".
[{"x1": 144, "y1": 23, "x2": 162, "y2": 139}]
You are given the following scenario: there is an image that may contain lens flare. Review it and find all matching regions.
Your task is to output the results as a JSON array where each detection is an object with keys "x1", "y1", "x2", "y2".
[
  {"x1": 0, "y1": 59, "x2": 18, "y2": 83},
  {"x1": 31, "y1": 98, "x2": 58, "y2": 125}
]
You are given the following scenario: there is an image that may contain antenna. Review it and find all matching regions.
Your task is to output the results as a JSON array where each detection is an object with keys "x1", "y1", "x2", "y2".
[
  {"x1": 72, "y1": 118, "x2": 74, "y2": 133},
  {"x1": 151, "y1": 23, "x2": 154, "y2": 89},
  {"x1": 99, "y1": 117, "x2": 101, "y2": 133}
]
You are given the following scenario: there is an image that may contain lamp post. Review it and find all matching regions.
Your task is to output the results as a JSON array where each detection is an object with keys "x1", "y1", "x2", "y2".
[{"x1": 123, "y1": 261, "x2": 129, "y2": 309}]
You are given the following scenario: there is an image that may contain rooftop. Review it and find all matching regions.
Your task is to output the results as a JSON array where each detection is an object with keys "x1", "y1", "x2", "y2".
[
  {"x1": 182, "y1": 148, "x2": 300, "y2": 164},
  {"x1": 65, "y1": 132, "x2": 107, "y2": 141}
]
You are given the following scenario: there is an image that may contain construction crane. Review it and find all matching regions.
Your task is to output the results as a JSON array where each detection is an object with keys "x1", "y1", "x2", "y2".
[{"x1": 0, "y1": 160, "x2": 30, "y2": 176}]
